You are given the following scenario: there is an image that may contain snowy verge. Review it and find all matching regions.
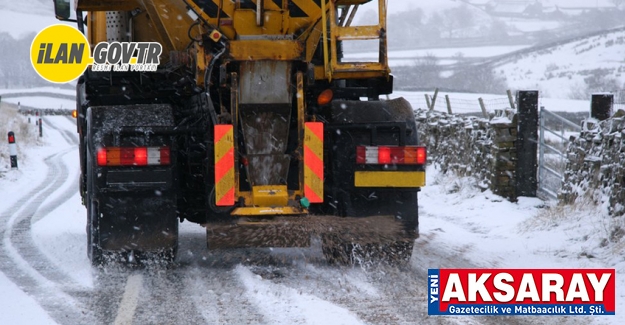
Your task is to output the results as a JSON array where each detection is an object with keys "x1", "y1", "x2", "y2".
[
  {"x1": 0, "y1": 116, "x2": 77, "y2": 324},
  {"x1": 417, "y1": 164, "x2": 624, "y2": 324}
]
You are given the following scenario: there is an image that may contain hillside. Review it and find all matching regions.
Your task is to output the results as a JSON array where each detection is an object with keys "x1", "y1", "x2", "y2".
[
  {"x1": 495, "y1": 28, "x2": 625, "y2": 99},
  {"x1": 0, "y1": 0, "x2": 60, "y2": 39}
]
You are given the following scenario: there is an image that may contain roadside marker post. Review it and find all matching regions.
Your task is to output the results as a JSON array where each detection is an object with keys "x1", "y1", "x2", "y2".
[
  {"x1": 8, "y1": 131, "x2": 18, "y2": 169},
  {"x1": 39, "y1": 118, "x2": 43, "y2": 137}
]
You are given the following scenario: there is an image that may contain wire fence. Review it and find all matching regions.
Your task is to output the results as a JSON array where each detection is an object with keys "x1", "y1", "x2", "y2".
[
  {"x1": 481, "y1": 97, "x2": 513, "y2": 111},
  {"x1": 415, "y1": 91, "x2": 514, "y2": 116}
]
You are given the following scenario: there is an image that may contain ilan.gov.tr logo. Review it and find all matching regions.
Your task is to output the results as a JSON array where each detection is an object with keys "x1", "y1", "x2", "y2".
[{"x1": 30, "y1": 24, "x2": 162, "y2": 84}]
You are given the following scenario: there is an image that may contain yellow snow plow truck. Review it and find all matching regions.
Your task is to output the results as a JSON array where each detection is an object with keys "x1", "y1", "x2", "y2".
[{"x1": 53, "y1": 0, "x2": 426, "y2": 265}]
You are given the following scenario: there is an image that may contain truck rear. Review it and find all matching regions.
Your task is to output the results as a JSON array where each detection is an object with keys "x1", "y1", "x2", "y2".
[{"x1": 53, "y1": 0, "x2": 426, "y2": 265}]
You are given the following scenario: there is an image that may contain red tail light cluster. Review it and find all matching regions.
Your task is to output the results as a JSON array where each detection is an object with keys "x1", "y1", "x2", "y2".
[
  {"x1": 356, "y1": 146, "x2": 426, "y2": 165},
  {"x1": 96, "y1": 147, "x2": 170, "y2": 166}
]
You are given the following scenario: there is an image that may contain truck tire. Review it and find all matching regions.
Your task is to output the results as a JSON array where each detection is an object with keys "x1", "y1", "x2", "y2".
[
  {"x1": 86, "y1": 144, "x2": 103, "y2": 266},
  {"x1": 87, "y1": 199, "x2": 104, "y2": 266}
]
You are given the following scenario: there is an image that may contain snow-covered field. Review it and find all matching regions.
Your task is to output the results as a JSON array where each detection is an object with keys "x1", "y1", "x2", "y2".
[
  {"x1": 496, "y1": 29, "x2": 625, "y2": 99},
  {"x1": 2, "y1": 96, "x2": 76, "y2": 110},
  {"x1": 346, "y1": 45, "x2": 531, "y2": 62},
  {"x1": 0, "y1": 7, "x2": 70, "y2": 39},
  {"x1": 395, "y1": 90, "x2": 592, "y2": 114}
]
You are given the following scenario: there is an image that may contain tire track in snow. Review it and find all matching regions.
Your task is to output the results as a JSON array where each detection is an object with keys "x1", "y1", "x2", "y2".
[
  {"x1": 236, "y1": 264, "x2": 366, "y2": 325},
  {"x1": 125, "y1": 269, "x2": 206, "y2": 325},
  {"x1": 0, "y1": 118, "x2": 95, "y2": 324},
  {"x1": 10, "y1": 119, "x2": 83, "y2": 289},
  {"x1": 184, "y1": 266, "x2": 267, "y2": 325},
  {"x1": 247, "y1": 263, "x2": 419, "y2": 325}
]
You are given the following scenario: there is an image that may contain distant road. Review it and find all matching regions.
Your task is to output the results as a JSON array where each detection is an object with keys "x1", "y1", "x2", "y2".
[{"x1": 0, "y1": 92, "x2": 76, "y2": 101}]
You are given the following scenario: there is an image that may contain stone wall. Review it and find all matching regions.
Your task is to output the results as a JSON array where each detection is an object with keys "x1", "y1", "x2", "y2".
[
  {"x1": 415, "y1": 108, "x2": 518, "y2": 200},
  {"x1": 560, "y1": 112, "x2": 625, "y2": 218}
]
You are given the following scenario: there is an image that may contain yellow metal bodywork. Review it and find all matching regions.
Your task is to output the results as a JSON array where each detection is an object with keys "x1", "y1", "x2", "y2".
[
  {"x1": 87, "y1": 11, "x2": 107, "y2": 46},
  {"x1": 231, "y1": 206, "x2": 307, "y2": 216},
  {"x1": 77, "y1": 0, "x2": 390, "y2": 81},
  {"x1": 354, "y1": 171, "x2": 426, "y2": 188},
  {"x1": 252, "y1": 185, "x2": 289, "y2": 207},
  {"x1": 229, "y1": 40, "x2": 303, "y2": 61}
]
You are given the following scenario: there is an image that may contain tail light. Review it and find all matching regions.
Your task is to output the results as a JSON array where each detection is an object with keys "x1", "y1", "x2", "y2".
[
  {"x1": 356, "y1": 146, "x2": 427, "y2": 165},
  {"x1": 96, "y1": 146, "x2": 171, "y2": 166}
]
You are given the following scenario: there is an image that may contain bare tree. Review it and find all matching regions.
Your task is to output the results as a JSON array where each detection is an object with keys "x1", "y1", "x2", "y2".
[{"x1": 439, "y1": 5, "x2": 475, "y2": 38}]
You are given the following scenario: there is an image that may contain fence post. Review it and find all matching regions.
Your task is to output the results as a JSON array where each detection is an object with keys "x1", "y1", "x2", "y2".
[
  {"x1": 8, "y1": 131, "x2": 18, "y2": 169},
  {"x1": 445, "y1": 95, "x2": 452, "y2": 114},
  {"x1": 538, "y1": 107, "x2": 545, "y2": 197},
  {"x1": 425, "y1": 94, "x2": 432, "y2": 110},
  {"x1": 516, "y1": 90, "x2": 539, "y2": 197},
  {"x1": 431, "y1": 88, "x2": 439, "y2": 111},
  {"x1": 591, "y1": 93, "x2": 613, "y2": 121},
  {"x1": 478, "y1": 98, "x2": 488, "y2": 118},
  {"x1": 507, "y1": 90, "x2": 516, "y2": 110}
]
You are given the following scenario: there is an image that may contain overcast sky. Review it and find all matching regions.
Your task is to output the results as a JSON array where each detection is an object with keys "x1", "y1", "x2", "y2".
[{"x1": 388, "y1": 0, "x2": 421, "y2": 14}]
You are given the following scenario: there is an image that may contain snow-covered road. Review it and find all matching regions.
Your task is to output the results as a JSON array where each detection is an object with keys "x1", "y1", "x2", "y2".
[{"x1": 0, "y1": 116, "x2": 621, "y2": 324}]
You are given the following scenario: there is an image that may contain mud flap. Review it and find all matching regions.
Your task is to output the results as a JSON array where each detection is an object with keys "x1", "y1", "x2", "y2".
[{"x1": 97, "y1": 195, "x2": 178, "y2": 252}]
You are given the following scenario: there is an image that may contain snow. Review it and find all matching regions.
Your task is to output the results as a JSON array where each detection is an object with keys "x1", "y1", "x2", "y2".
[
  {"x1": 418, "y1": 165, "x2": 625, "y2": 323},
  {"x1": 496, "y1": 29, "x2": 625, "y2": 99},
  {"x1": 0, "y1": 116, "x2": 81, "y2": 324},
  {"x1": 394, "y1": 90, "x2": 592, "y2": 114},
  {"x1": 0, "y1": 9, "x2": 70, "y2": 39},
  {"x1": 506, "y1": 19, "x2": 563, "y2": 32},
  {"x1": 236, "y1": 265, "x2": 365, "y2": 325},
  {"x1": 1, "y1": 97, "x2": 622, "y2": 324},
  {"x1": 387, "y1": 0, "x2": 464, "y2": 15},
  {"x1": 2, "y1": 96, "x2": 76, "y2": 110},
  {"x1": 0, "y1": 87, "x2": 75, "y2": 96},
  {"x1": 543, "y1": 0, "x2": 616, "y2": 8},
  {"x1": 349, "y1": 45, "x2": 531, "y2": 62},
  {"x1": 0, "y1": 271, "x2": 58, "y2": 325}
]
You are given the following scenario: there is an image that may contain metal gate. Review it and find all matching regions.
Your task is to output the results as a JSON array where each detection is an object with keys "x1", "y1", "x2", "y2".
[{"x1": 537, "y1": 108, "x2": 581, "y2": 200}]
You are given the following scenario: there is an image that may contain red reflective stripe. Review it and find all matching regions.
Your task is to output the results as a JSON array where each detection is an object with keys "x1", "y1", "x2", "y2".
[
  {"x1": 160, "y1": 147, "x2": 171, "y2": 165},
  {"x1": 8, "y1": 135, "x2": 15, "y2": 143},
  {"x1": 304, "y1": 145, "x2": 323, "y2": 180},
  {"x1": 356, "y1": 146, "x2": 366, "y2": 164},
  {"x1": 216, "y1": 187, "x2": 235, "y2": 206},
  {"x1": 390, "y1": 147, "x2": 404, "y2": 164},
  {"x1": 120, "y1": 148, "x2": 134, "y2": 165},
  {"x1": 304, "y1": 184, "x2": 323, "y2": 203},
  {"x1": 214, "y1": 125, "x2": 232, "y2": 143},
  {"x1": 305, "y1": 122, "x2": 324, "y2": 142},
  {"x1": 97, "y1": 148, "x2": 107, "y2": 166},
  {"x1": 134, "y1": 147, "x2": 148, "y2": 166},
  {"x1": 214, "y1": 147, "x2": 234, "y2": 183}
]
